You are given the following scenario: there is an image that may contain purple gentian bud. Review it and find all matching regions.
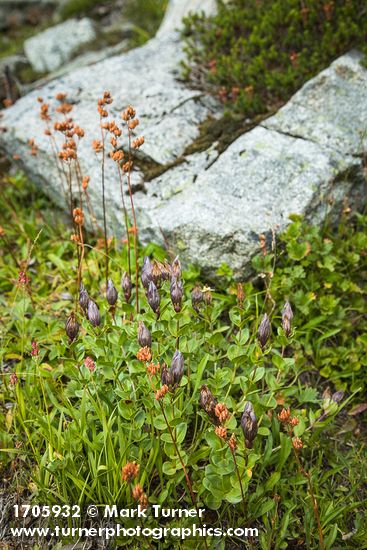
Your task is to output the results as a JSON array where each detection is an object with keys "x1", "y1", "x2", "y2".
[
  {"x1": 170, "y1": 350, "x2": 184, "y2": 386},
  {"x1": 241, "y1": 402, "x2": 258, "y2": 448},
  {"x1": 65, "y1": 311, "x2": 79, "y2": 343},
  {"x1": 199, "y1": 385, "x2": 219, "y2": 425},
  {"x1": 141, "y1": 256, "x2": 152, "y2": 290},
  {"x1": 170, "y1": 277, "x2": 183, "y2": 313},
  {"x1": 138, "y1": 321, "x2": 152, "y2": 348},
  {"x1": 258, "y1": 313, "x2": 271, "y2": 349},
  {"x1": 79, "y1": 283, "x2": 89, "y2": 312},
  {"x1": 106, "y1": 278, "x2": 118, "y2": 306},
  {"x1": 121, "y1": 272, "x2": 132, "y2": 302},
  {"x1": 88, "y1": 299, "x2": 101, "y2": 327},
  {"x1": 282, "y1": 301, "x2": 293, "y2": 337},
  {"x1": 147, "y1": 281, "x2": 160, "y2": 316}
]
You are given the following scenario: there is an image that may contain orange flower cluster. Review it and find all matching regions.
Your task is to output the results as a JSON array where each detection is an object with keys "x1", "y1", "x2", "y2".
[
  {"x1": 102, "y1": 120, "x2": 122, "y2": 137},
  {"x1": 128, "y1": 118, "x2": 139, "y2": 130},
  {"x1": 278, "y1": 408, "x2": 291, "y2": 423},
  {"x1": 110, "y1": 150, "x2": 124, "y2": 162},
  {"x1": 155, "y1": 384, "x2": 169, "y2": 400},
  {"x1": 215, "y1": 403, "x2": 230, "y2": 424},
  {"x1": 132, "y1": 484, "x2": 143, "y2": 500},
  {"x1": 278, "y1": 408, "x2": 298, "y2": 427},
  {"x1": 121, "y1": 105, "x2": 136, "y2": 121},
  {"x1": 92, "y1": 140, "x2": 103, "y2": 153},
  {"x1": 58, "y1": 139, "x2": 77, "y2": 161},
  {"x1": 121, "y1": 461, "x2": 140, "y2": 482},
  {"x1": 74, "y1": 126, "x2": 84, "y2": 138},
  {"x1": 9, "y1": 373, "x2": 18, "y2": 387},
  {"x1": 98, "y1": 90, "x2": 113, "y2": 118},
  {"x1": 147, "y1": 362, "x2": 160, "y2": 377},
  {"x1": 73, "y1": 207, "x2": 84, "y2": 225},
  {"x1": 84, "y1": 356, "x2": 96, "y2": 372},
  {"x1": 56, "y1": 103, "x2": 73, "y2": 115},
  {"x1": 136, "y1": 346, "x2": 152, "y2": 362},
  {"x1": 122, "y1": 160, "x2": 133, "y2": 173},
  {"x1": 132, "y1": 136, "x2": 145, "y2": 149}
]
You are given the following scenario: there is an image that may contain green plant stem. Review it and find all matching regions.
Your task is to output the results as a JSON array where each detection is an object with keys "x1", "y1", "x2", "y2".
[
  {"x1": 127, "y1": 130, "x2": 139, "y2": 313},
  {"x1": 293, "y1": 446, "x2": 325, "y2": 550},
  {"x1": 158, "y1": 400, "x2": 209, "y2": 550},
  {"x1": 229, "y1": 445, "x2": 247, "y2": 518}
]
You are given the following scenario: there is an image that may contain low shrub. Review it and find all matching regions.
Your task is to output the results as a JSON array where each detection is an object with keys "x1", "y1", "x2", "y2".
[{"x1": 182, "y1": 0, "x2": 367, "y2": 114}]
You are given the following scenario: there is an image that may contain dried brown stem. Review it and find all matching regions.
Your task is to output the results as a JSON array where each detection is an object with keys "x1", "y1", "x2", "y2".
[
  {"x1": 127, "y1": 131, "x2": 139, "y2": 313},
  {"x1": 117, "y1": 163, "x2": 131, "y2": 278},
  {"x1": 100, "y1": 121, "x2": 109, "y2": 286}
]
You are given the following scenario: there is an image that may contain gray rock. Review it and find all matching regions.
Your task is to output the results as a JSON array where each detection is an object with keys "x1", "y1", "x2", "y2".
[
  {"x1": 24, "y1": 17, "x2": 97, "y2": 73},
  {"x1": 135, "y1": 126, "x2": 362, "y2": 276},
  {"x1": 157, "y1": 0, "x2": 217, "y2": 37},
  {"x1": 25, "y1": 40, "x2": 130, "y2": 91},
  {"x1": 262, "y1": 51, "x2": 367, "y2": 156},
  {"x1": 1, "y1": 2, "x2": 366, "y2": 278}
]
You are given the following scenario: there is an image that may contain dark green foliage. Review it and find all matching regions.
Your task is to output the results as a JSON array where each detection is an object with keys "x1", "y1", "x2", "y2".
[
  {"x1": 182, "y1": 0, "x2": 367, "y2": 114},
  {"x1": 253, "y1": 211, "x2": 367, "y2": 393}
]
